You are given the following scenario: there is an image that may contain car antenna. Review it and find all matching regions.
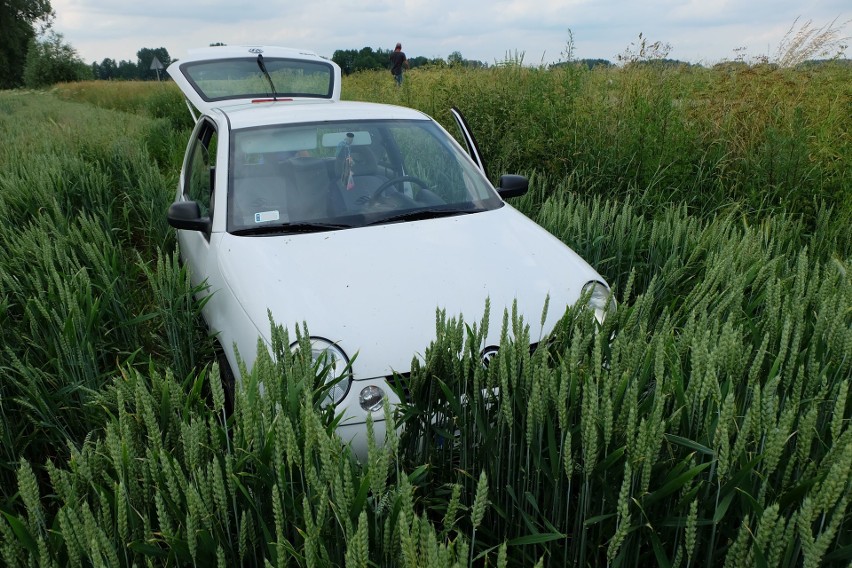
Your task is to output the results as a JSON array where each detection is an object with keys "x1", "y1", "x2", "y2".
[{"x1": 256, "y1": 53, "x2": 278, "y2": 101}]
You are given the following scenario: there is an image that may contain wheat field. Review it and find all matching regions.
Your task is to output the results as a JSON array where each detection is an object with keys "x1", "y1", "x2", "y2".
[{"x1": 0, "y1": 61, "x2": 849, "y2": 566}]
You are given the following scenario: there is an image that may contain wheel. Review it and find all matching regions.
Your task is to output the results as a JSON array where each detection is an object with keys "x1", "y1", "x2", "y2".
[{"x1": 371, "y1": 175, "x2": 430, "y2": 200}]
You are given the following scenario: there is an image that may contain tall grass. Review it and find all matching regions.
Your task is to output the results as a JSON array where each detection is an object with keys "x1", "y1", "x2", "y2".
[
  {"x1": 344, "y1": 62, "x2": 851, "y2": 230},
  {"x1": 0, "y1": 92, "x2": 208, "y2": 503},
  {"x1": 52, "y1": 80, "x2": 191, "y2": 131}
]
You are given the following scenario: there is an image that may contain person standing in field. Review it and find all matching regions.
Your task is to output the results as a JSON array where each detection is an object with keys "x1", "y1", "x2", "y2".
[{"x1": 389, "y1": 43, "x2": 409, "y2": 86}]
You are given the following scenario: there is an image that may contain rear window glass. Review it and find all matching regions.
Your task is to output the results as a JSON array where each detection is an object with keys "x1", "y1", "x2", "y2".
[{"x1": 180, "y1": 57, "x2": 335, "y2": 101}]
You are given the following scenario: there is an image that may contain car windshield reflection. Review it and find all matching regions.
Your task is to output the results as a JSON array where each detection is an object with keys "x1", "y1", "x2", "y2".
[{"x1": 227, "y1": 119, "x2": 502, "y2": 234}]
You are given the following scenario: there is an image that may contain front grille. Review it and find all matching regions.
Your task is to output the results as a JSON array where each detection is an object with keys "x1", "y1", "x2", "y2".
[
  {"x1": 385, "y1": 372, "x2": 411, "y2": 403},
  {"x1": 383, "y1": 342, "x2": 540, "y2": 404}
]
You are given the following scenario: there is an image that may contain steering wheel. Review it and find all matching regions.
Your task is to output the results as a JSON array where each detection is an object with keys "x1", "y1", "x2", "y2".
[{"x1": 371, "y1": 175, "x2": 430, "y2": 200}]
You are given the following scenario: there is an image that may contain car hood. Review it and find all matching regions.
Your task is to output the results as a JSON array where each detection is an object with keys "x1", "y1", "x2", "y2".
[{"x1": 217, "y1": 205, "x2": 604, "y2": 378}]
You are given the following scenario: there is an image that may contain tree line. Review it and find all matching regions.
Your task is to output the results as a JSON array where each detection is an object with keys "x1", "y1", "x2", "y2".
[
  {"x1": 331, "y1": 47, "x2": 487, "y2": 74},
  {"x1": 1, "y1": 2, "x2": 492, "y2": 88},
  {"x1": 6, "y1": 29, "x2": 489, "y2": 89},
  {"x1": 90, "y1": 47, "x2": 172, "y2": 81},
  {"x1": 0, "y1": 0, "x2": 603, "y2": 88},
  {"x1": 0, "y1": 0, "x2": 139, "y2": 88}
]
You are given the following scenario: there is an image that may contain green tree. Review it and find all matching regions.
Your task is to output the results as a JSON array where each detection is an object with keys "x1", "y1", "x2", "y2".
[
  {"x1": 447, "y1": 51, "x2": 486, "y2": 68},
  {"x1": 136, "y1": 47, "x2": 172, "y2": 80},
  {"x1": 0, "y1": 0, "x2": 54, "y2": 88},
  {"x1": 23, "y1": 30, "x2": 90, "y2": 87},
  {"x1": 333, "y1": 46, "x2": 447, "y2": 74},
  {"x1": 332, "y1": 48, "x2": 356, "y2": 74},
  {"x1": 115, "y1": 59, "x2": 138, "y2": 80},
  {"x1": 353, "y1": 46, "x2": 380, "y2": 71},
  {"x1": 92, "y1": 57, "x2": 117, "y2": 80},
  {"x1": 333, "y1": 47, "x2": 392, "y2": 74},
  {"x1": 408, "y1": 55, "x2": 439, "y2": 69},
  {"x1": 447, "y1": 50, "x2": 464, "y2": 67}
]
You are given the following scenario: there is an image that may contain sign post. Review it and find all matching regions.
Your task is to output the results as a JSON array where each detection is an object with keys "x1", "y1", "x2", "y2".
[{"x1": 150, "y1": 56, "x2": 164, "y2": 81}]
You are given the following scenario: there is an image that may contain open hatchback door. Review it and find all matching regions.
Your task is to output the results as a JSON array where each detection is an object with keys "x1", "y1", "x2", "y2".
[{"x1": 167, "y1": 45, "x2": 341, "y2": 119}]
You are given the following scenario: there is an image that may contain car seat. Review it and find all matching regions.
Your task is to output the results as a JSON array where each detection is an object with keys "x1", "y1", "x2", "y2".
[
  {"x1": 280, "y1": 157, "x2": 333, "y2": 222},
  {"x1": 231, "y1": 159, "x2": 286, "y2": 228},
  {"x1": 334, "y1": 145, "x2": 389, "y2": 211}
]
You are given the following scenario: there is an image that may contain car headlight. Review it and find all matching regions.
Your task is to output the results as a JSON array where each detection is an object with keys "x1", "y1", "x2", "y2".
[
  {"x1": 292, "y1": 337, "x2": 353, "y2": 406},
  {"x1": 582, "y1": 281, "x2": 616, "y2": 326}
]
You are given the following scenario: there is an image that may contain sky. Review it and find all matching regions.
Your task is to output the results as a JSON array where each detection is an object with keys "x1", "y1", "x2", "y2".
[{"x1": 51, "y1": 0, "x2": 849, "y2": 67}]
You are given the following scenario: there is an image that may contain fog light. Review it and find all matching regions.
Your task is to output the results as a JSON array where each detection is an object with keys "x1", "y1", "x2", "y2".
[
  {"x1": 359, "y1": 385, "x2": 385, "y2": 412},
  {"x1": 582, "y1": 280, "x2": 616, "y2": 326}
]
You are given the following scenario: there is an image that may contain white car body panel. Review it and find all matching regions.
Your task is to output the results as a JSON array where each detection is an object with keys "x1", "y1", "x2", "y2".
[{"x1": 214, "y1": 205, "x2": 601, "y2": 377}]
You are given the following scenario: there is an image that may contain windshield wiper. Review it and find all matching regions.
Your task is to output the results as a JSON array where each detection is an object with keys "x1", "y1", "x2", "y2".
[
  {"x1": 256, "y1": 54, "x2": 277, "y2": 101},
  {"x1": 366, "y1": 207, "x2": 478, "y2": 226},
  {"x1": 231, "y1": 221, "x2": 351, "y2": 236}
]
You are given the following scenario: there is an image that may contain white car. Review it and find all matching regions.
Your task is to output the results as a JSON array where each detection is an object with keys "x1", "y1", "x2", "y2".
[{"x1": 167, "y1": 46, "x2": 613, "y2": 455}]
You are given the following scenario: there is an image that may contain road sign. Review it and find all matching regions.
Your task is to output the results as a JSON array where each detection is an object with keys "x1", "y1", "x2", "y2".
[{"x1": 150, "y1": 56, "x2": 164, "y2": 80}]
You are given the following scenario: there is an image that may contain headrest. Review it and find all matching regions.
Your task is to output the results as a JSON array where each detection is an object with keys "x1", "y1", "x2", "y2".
[
  {"x1": 350, "y1": 146, "x2": 378, "y2": 175},
  {"x1": 288, "y1": 156, "x2": 327, "y2": 172},
  {"x1": 283, "y1": 157, "x2": 329, "y2": 190},
  {"x1": 234, "y1": 160, "x2": 278, "y2": 178}
]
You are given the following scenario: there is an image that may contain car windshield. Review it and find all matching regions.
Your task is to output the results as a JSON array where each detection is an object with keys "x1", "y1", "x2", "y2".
[
  {"x1": 181, "y1": 57, "x2": 335, "y2": 101},
  {"x1": 227, "y1": 119, "x2": 503, "y2": 234}
]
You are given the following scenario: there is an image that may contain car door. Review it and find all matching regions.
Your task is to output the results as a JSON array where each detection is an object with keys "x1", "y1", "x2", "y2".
[
  {"x1": 450, "y1": 106, "x2": 528, "y2": 199},
  {"x1": 449, "y1": 107, "x2": 488, "y2": 177},
  {"x1": 178, "y1": 118, "x2": 218, "y2": 293}
]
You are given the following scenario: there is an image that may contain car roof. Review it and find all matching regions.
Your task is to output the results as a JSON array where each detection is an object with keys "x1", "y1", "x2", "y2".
[
  {"x1": 211, "y1": 99, "x2": 432, "y2": 130},
  {"x1": 168, "y1": 45, "x2": 342, "y2": 116}
]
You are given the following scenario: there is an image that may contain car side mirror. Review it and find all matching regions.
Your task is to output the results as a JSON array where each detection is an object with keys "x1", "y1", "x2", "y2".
[
  {"x1": 167, "y1": 200, "x2": 211, "y2": 232},
  {"x1": 496, "y1": 174, "x2": 528, "y2": 199}
]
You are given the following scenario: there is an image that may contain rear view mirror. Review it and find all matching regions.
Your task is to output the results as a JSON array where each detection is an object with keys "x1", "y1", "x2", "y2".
[
  {"x1": 496, "y1": 175, "x2": 528, "y2": 199},
  {"x1": 167, "y1": 200, "x2": 211, "y2": 232}
]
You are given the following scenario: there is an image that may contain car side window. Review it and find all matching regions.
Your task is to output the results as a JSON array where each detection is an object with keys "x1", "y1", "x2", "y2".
[
  {"x1": 185, "y1": 121, "x2": 218, "y2": 218},
  {"x1": 390, "y1": 124, "x2": 469, "y2": 203}
]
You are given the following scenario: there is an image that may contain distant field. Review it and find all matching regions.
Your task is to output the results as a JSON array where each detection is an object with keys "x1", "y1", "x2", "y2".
[
  {"x1": 1, "y1": 63, "x2": 849, "y2": 566},
  {"x1": 53, "y1": 60, "x2": 852, "y2": 232}
]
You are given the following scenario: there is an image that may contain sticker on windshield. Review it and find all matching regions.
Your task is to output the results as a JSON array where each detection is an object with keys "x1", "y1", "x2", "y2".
[{"x1": 254, "y1": 210, "x2": 280, "y2": 223}]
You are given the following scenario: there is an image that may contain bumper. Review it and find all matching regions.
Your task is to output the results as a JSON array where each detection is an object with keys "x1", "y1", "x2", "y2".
[
  {"x1": 333, "y1": 375, "x2": 399, "y2": 460},
  {"x1": 337, "y1": 417, "x2": 387, "y2": 461}
]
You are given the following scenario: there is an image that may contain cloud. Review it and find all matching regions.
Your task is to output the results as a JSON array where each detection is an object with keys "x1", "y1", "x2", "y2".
[{"x1": 50, "y1": 0, "x2": 849, "y2": 66}]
